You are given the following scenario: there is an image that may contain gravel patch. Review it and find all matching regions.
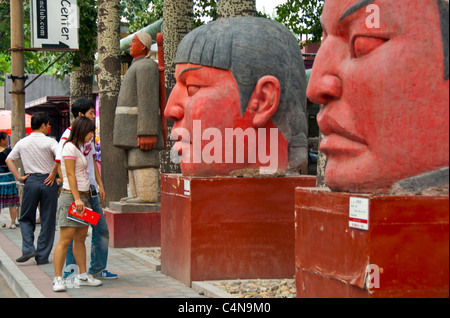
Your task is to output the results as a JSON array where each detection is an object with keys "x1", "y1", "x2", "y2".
[
  {"x1": 133, "y1": 248, "x2": 296, "y2": 298},
  {"x1": 135, "y1": 248, "x2": 161, "y2": 262},
  {"x1": 213, "y1": 279, "x2": 296, "y2": 298}
]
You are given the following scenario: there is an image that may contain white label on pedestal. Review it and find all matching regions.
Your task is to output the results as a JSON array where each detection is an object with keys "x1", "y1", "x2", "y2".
[
  {"x1": 349, "y1": 197, "x2": 369, "y2": 230},
  {"x1": 184, "y1": 180, "x2": 191, "y2": 196}
]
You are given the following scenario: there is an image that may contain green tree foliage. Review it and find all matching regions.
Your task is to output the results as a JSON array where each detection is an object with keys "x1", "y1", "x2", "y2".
[
  {"x1": 193, "y1": 0, "x2": 216, "y2": 26},
  {"x1": 119, "y1": 0, "x2": 270, "y2": 32},
  {"x1": 120, "y1": 0, "x2": 163, "y2": 33},
  {"x1": 0, "y1": 1, "x2": 10, "y2": 83},
  {"x1": 192, "y1": 0, "x2": 269, "y2": 26},
  {"x1": 71, "y1": 0, "x2": 98, "y2": 68},
  {"x1": 275, "y1": 0, "x2": 323, "y2": 47}
]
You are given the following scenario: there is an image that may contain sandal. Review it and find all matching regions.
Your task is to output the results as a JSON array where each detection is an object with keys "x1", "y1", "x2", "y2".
[{"x1": 9, "y1": 224, "x2": 16, "y2": 229}]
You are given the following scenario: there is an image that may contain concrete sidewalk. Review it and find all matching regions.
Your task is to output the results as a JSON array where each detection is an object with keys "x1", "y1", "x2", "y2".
[{"x1": 0, "y1": 208, "x2": 204, "y2": 298}]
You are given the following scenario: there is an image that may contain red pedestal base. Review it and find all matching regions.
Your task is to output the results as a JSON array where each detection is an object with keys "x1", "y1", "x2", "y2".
[
  {"x1": 161, "y1": 174, "x2": 316, "y2": 286},
  {"x1": 104, "y1": 209, "x2": 161, "y2": 248},
  {"x1": 295, "y1": 188, "x2": 449, "y2": 298}
]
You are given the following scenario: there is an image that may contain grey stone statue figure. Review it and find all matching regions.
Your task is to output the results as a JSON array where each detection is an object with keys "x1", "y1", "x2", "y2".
[{"x1": 113, "y1": 33, "x2": 164, "y2": 203}]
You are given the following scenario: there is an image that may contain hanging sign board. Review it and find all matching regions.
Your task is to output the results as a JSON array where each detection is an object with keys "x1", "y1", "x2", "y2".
[{"x1": 30, "y1": 0, "x2": 79, "y2": 50}]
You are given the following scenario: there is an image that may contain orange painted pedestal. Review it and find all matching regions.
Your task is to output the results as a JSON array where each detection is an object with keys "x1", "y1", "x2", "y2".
[
  {"x1": 295, "y1": 187, "x2": 449, "y2": 298},
  {"x1": 161, "y1": 174, "x2": 316, "y2": 286},
  {"x1": 104, "y1": 208, "x2": 161, "y2": 248}
]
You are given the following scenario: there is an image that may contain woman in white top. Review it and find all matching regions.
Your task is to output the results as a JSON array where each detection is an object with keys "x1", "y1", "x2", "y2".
[{"x1": 53, "y1": 117, "x2": 102, "y2": 292}]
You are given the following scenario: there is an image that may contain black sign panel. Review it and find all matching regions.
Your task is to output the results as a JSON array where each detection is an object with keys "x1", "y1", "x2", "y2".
[{"x1": 37, "y1": 0, "x2": 48, "y2": 39}]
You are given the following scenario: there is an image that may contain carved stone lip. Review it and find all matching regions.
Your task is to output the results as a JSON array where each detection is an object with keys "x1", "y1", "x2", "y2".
[
  {"x1": 317, "y1": 105, "x2": 368, "y2": 149},
  {"x1": 320, "y1": 133, "x2": 368, "y2": 157}
]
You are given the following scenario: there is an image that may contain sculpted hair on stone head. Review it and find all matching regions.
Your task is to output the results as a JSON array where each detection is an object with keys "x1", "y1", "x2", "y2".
[{"x1": 175, "y1": 17, "x2": 308, "y2": 170}]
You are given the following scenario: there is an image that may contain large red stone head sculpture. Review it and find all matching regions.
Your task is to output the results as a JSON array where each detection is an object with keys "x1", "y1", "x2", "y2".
[
  {"x1": 307, "y1": 0, "x2": 449, "y2": 194},
  {"x1": 165, "y1": 17, "x2": 308, "y2": 176}
]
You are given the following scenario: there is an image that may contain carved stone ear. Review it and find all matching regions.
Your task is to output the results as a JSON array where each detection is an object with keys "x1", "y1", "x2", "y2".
[{"x1": 251, "y1": 76, "x2": 281, "y2": 128}]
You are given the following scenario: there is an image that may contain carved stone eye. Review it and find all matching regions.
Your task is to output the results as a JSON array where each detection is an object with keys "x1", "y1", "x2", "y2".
[
  {"x1": 187, "y1": 85, "x2": 201, "y2": 97},
  {"x1": 352, "y1": 36, "x2": 388, "y2": 58}
]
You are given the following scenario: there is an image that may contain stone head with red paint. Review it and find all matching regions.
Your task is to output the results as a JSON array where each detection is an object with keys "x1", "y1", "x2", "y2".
[
  {"x1": 307, "y1": 0, "x2": 449, "y2": 194},
  {"x1": 165, "y1": 17, "x2": 308, "y2": 177}
]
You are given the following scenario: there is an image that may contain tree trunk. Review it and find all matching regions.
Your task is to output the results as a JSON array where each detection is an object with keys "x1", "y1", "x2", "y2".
[
  {"x1": 217, "y1": 0, "x2": 256, "y2": 19},
  {"x1": 97, "y1": 0, "x2": 127, "y2": 205},
  {"x1": 69, "y1": 58, "x2": 94, "y2": 122},
  {"x1": 161, "y1": 0, "x2": 194, "y2": 174}
]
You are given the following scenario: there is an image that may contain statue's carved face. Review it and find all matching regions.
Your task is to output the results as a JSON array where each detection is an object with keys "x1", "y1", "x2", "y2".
[
  {"x1": 165, "y1": 63, "x2": 288, "y2": 176},
  {"x1": 307, "y1": 0, "x2": 449, "y2": 193},
  {"x1": 129, "y1": 35, "x2": 146, "y2": 59}
]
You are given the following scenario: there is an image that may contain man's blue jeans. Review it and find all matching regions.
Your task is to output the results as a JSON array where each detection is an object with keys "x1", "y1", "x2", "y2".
[{"x1": 64, "y1": 192, "x2": 109, "y2": 275}]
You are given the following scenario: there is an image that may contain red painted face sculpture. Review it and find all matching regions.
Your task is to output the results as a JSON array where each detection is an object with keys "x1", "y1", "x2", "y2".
[
  {"x1": 165, "y1": 63, "x2": 289, "y2": 176},
  {"x1": 307, "y1": 0, "x2": 449, "y2": 193},
  {"x1": 164, "y1": 17, "x2": 308, "y2": 177},
  {"x1": 129, "y1": 35, "x2": 147, "y2": 59}
]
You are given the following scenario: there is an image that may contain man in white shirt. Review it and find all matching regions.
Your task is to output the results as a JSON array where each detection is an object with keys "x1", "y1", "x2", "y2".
[{"x1": 6, "y1": 112, "x2": 59, "y2": 264}]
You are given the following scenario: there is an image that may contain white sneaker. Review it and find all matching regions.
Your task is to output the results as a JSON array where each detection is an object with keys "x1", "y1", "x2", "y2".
[
  {"x1": 53, "y1": 277, "x2": 66, "y2": 292},
  {"x1": 73, "y1": 273, "x2": 102, "y2": 287}
]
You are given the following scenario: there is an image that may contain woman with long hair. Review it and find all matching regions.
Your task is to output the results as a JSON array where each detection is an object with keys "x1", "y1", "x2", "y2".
[{"x1": 52, "y1": 116, "x2": 102, "y2": 292}]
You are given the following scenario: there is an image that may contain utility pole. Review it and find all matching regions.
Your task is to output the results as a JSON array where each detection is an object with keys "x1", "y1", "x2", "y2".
[{"x1": 9, "y1": 0, "x2": 25, "y2": 146}]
